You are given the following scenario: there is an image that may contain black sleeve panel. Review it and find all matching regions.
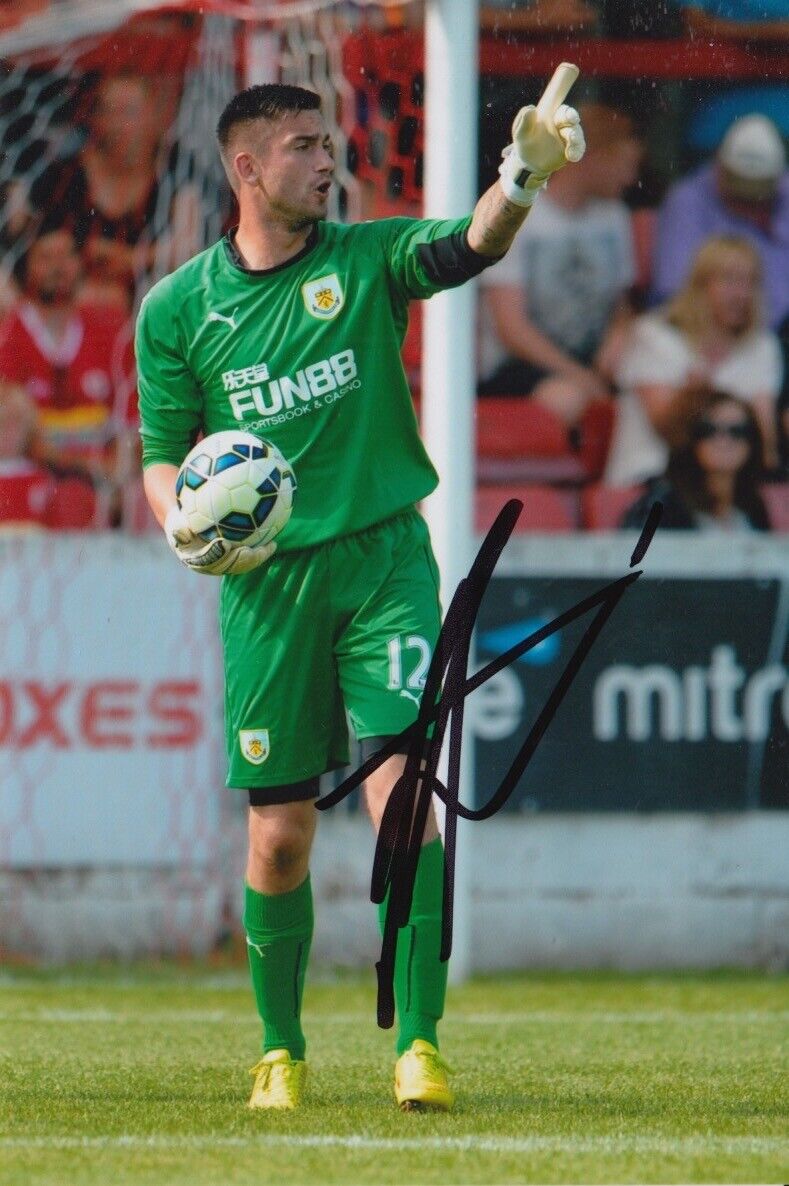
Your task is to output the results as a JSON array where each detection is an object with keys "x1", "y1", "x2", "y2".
[{"x1": 416, "y1": 229, "x2": 502, "y2": 289}]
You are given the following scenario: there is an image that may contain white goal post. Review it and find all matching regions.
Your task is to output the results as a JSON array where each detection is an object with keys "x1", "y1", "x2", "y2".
[{"x1": 422, "y1": 0, "x2": 478, "y2": 984}]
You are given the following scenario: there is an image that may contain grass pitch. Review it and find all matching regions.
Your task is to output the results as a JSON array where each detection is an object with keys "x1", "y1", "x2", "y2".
[{"x1": 0, "y1": 967, "x2": 786, "y2": 1185}]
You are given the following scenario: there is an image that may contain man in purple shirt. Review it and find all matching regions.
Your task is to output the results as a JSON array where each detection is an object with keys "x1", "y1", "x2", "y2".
[{"x1": 651, "y1": 114, "x2": 789, "y2": 332}]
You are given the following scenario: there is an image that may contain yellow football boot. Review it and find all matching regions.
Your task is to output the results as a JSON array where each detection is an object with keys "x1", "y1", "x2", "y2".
[
  {"x1": 248, "y1": 1049, "x2": 307, "y2": 1110},
  {"x1": 394, "y1": 1039, "x2": 454, "y2": 1111}
]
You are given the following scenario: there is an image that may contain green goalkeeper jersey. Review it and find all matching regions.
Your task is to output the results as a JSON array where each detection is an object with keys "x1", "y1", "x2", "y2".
[{"x1": 136, "y1": 214, "x2": 472, "y2": 551}]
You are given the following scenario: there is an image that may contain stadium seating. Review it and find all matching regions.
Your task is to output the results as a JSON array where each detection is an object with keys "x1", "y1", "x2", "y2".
[
  {"x1": 476, "y1": 397, "x2": 569, "y2": 459},
  {"x1": 0, "y1": 462, "x2": 53, "y2": 527},
  {"x1": 46, "y1": 477, "x2": 102, "y2": 529},
  {"x1": 0, "y1": 469, "x2": 113, "y2": 530},
  {"x1": 476, "y1": 398, "x2": 586, "y2": 484},
  {"x1": 578, "y1": 397, "x2": 616, "y2": 482},
  {"x1": 475, "y1": 484, "x2": 578, "y2": 533},
  {"x1": 761, "y1": 483, "x2": 789, "y2": 532},
  {"x1": 582, "y1": 483, "x2": 643, "y2": 530},
  {"x1": 474, "y1": 397, "x2": 616, "y2": 485}
]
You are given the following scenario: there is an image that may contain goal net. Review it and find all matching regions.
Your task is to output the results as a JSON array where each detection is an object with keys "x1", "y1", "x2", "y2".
[{"x1": 0, "y1": 0, "x2": 426, "y2": 314}]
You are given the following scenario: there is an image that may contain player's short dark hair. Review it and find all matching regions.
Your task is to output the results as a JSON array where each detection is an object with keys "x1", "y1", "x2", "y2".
[{"x1": 216, "y1": 84, "x2": 321, "y2": 150}]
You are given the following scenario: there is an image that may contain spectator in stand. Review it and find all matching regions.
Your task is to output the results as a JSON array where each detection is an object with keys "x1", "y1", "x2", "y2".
[
  {"x1": 606, "y1": 234, "x2": 783, "y2": 486},
  {"x1": 478, "y1": 103, "x2": 642, "y2": 428},
  {"x1": 25, "y1": 73, "x2": 200, "y2": 309},
  {"x1": 620, "y1": 385, "x2": 770, "y2": 531},
  {"x1": 651, "y1": 114, "x2": 789, "y2": 332},
  {"x1": 0, "y1": 224, "x2": 135, "y2": 508},
  {"x1": 0, "y1": 380, "x2": 52, "y2": 527}
]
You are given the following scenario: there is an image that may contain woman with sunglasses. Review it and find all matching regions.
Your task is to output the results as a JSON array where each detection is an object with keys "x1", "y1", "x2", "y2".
[
  {"x1": 605, "y1": 234, "x2": 783, "y2": 486},
  {"x1": 621, "y1": 384, "x2": 770, "y2": 531}
]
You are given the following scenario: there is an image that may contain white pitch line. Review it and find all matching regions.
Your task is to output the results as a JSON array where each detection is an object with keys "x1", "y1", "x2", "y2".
[
  {"x1": 0, "y1": 1010, "x2": 232, "y2": 1024},
  {"x1": 1, "y1": 1009, "x2": 787, "y2": 1025},
  {"x1": 0, "y1": 1134, "x2": 785, "y2": 1156}
]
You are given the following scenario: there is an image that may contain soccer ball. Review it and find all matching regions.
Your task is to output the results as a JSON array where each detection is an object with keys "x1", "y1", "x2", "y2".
[{"x1": 175, "y1": 430, "x2": 296, "y2": 549}]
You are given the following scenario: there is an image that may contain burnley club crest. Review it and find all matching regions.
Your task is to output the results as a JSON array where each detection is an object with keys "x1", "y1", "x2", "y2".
[{"x1": 302, "y1": 273, "x2": 344, "y2": 320}]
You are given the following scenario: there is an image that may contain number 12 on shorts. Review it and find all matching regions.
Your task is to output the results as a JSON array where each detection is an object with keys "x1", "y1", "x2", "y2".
[{"x1": 386, "y1": 635, "x2": 431, "y2": 702}]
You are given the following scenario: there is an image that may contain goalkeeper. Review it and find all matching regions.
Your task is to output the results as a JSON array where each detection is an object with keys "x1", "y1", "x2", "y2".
[{"x1": 136, "y1": 80, "x2": 585, "y2": 1111}]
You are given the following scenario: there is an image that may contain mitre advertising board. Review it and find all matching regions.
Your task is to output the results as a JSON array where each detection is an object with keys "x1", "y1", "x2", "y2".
[{"x1": 469, "y1": 535, "x2": 788, "y2": 813}]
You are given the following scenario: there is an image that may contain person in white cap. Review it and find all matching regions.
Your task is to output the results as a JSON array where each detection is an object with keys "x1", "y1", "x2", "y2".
[{"x1": 651, "y1": 114, "x2": 789, "y2": 332}]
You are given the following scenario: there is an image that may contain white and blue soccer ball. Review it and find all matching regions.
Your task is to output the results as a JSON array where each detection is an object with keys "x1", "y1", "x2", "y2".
[{"x1": 175, "y1": 430, "x2": 296, "y2": 549}]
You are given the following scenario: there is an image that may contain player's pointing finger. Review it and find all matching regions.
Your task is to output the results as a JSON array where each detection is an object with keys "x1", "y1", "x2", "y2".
[{"x1": 498, "y1": 63, "x2": 585, "y2": 204}]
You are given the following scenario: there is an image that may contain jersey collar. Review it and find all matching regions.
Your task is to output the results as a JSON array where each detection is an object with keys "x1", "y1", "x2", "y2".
[{"x1": 223, "y1": 225, "x2": 319, "y2": 277}]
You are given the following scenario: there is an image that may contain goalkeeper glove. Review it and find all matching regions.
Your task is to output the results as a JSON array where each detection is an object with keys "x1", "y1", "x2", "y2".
[
  {"x1": 499, "y1": 97, "x2": 585, "y2": 208},
  {"x1": 164, "y1": 505, "x2": 276, "y2": 576}
]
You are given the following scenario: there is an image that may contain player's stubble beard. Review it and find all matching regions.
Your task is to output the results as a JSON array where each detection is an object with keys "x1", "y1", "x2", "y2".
[
  {"x1": 286, "y1": 215, "x2": 320, "y2": 234},
  {"x1": 260, "y1": 188, "x2": 325, "y2": 234},
  {"x1": 283, "y1": 190, "x2": 330, "y2": 234}
]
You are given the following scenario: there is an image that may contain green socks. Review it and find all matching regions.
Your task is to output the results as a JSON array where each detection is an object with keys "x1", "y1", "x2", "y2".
[
  {"x1": 243, "y1": 876, "x2": 313, "y2": 1060},
  {"x1": 244, "y1": 842, "x2": 447, "y2": 1062},
  {"x1": 378, "y1": 836, "x2": 448, "y2": 1055}
]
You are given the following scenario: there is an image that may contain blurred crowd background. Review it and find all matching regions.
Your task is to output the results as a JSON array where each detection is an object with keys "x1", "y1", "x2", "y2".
[{"x1": 0, "y1": 0, "x2": 787, "y2": 535}]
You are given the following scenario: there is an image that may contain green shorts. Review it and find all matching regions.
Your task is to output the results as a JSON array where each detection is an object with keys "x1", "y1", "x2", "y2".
[{"x1": 219, "y1": 507, "x2": 442, "y2": 790}]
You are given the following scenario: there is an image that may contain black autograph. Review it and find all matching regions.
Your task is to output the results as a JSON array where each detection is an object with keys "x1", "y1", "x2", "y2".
[{"x1": 316, "y1": 498, "x2": 663, "y2": 1029}]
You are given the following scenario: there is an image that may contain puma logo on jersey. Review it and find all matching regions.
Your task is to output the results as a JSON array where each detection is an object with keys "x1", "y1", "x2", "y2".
[{"x1": 206, "y1": 307, "x2": 239, "y2": 330}]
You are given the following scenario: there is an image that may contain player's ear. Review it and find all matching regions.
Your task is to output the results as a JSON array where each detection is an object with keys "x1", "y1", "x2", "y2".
[{"x1": 233, "y1": 150, "x2": 260, "y2": 190}]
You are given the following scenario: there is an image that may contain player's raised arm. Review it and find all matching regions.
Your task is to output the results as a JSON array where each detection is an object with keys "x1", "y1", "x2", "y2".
[{"x1": 468, "y1": 62, "x2": 586, "y2": 259}]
